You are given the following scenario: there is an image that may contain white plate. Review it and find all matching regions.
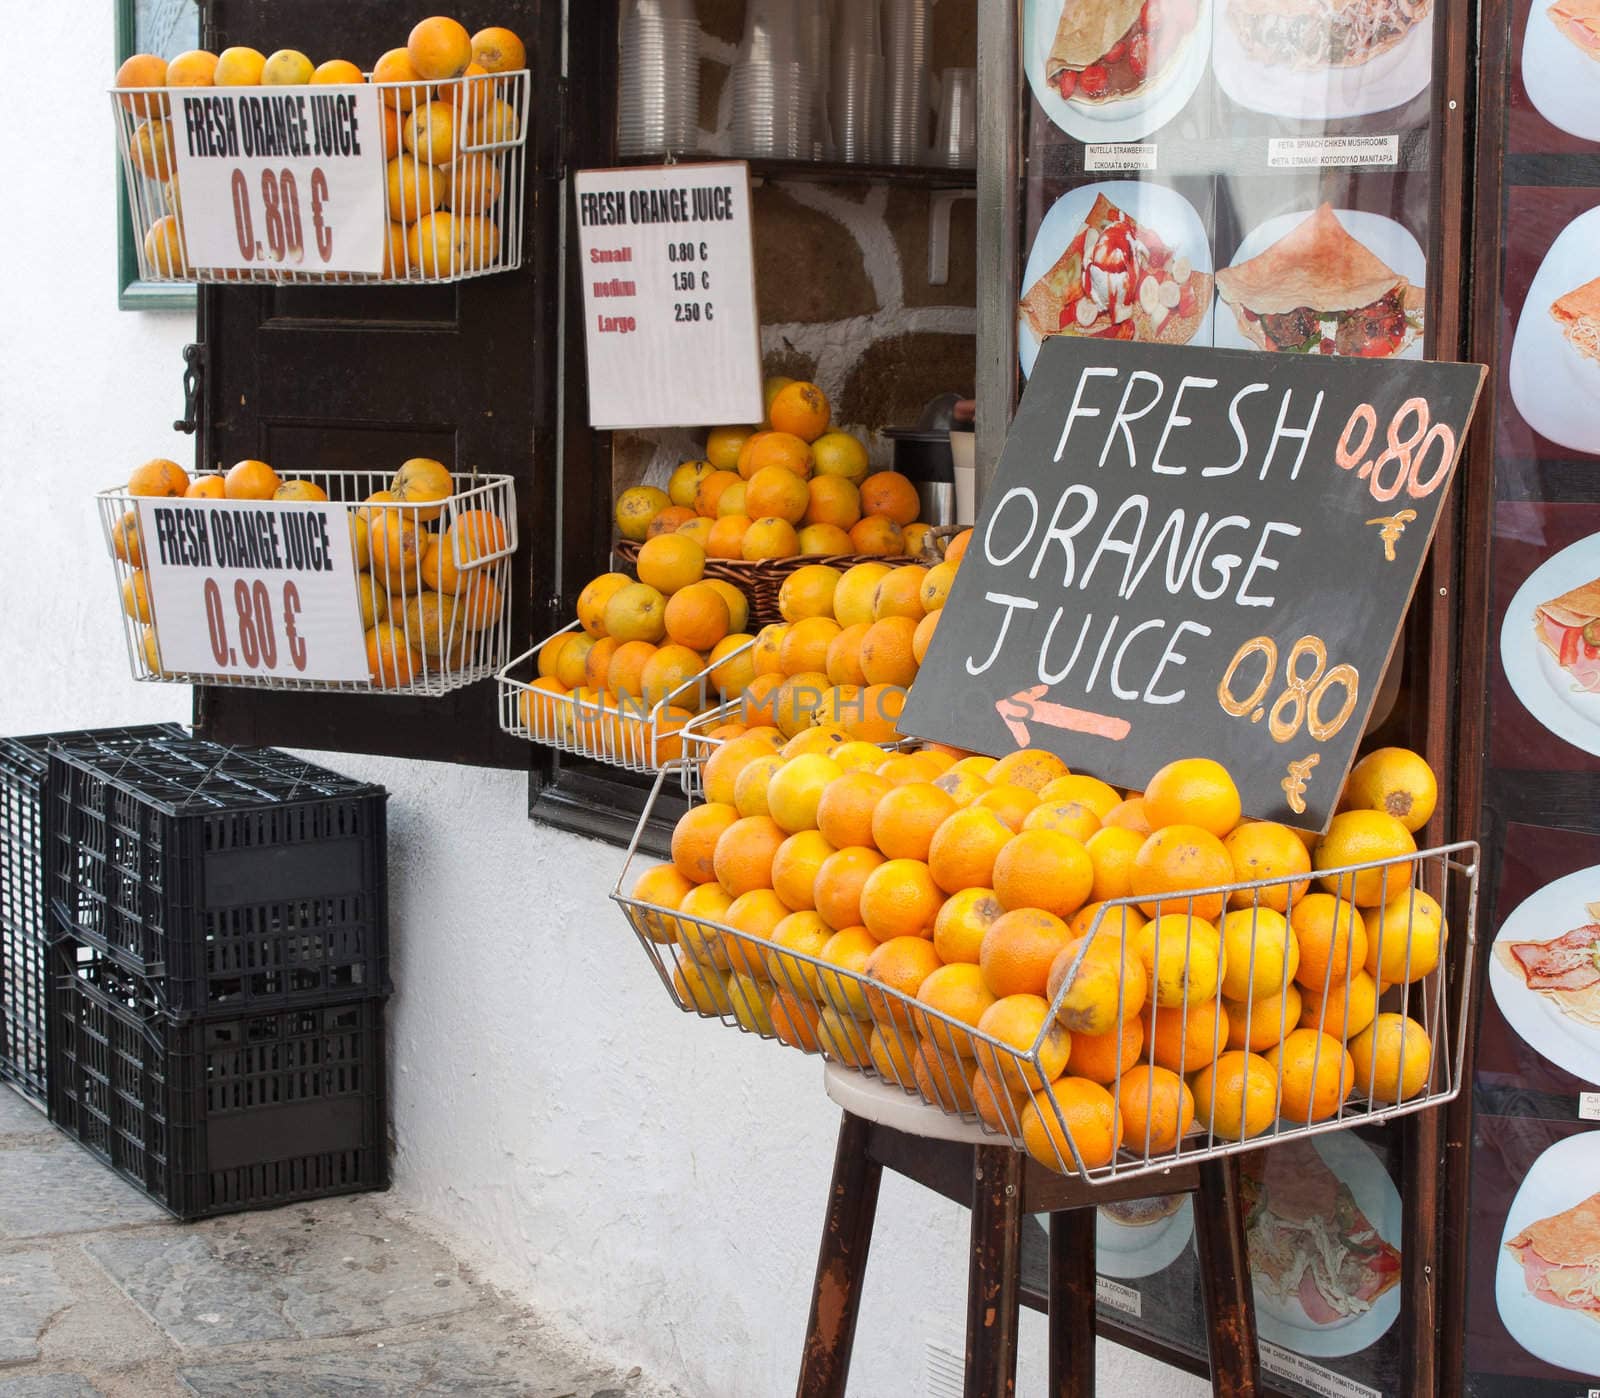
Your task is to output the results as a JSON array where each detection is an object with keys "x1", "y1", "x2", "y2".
[
  {"x1": 1023, "y1": 0, "x2": 1212, "y2": 143},
  {"x1": 1522, "y1": 0, "x2": 1600, "y2": 142},
  {"x1": 1212, "y1": 207, "x2": 1425, "y2": 360},
  {"x1": 1249, "y1": 1132, "x2": 1403, "y2": 1358},
  {"x1": 1018, "y1": 180, "x2": 1215, "y2": 378},
  {"x1": 1489, "y1": 866, "x2": 1600, "y2": 1087},
  {"x1": 1495, "y1": 1131, "x2": 1600, "y2": 1377},
  {"x1": 1096, "y1": 1197, "x2": 1196, "y2": 1278},
  {"x1": 1501, "y1": 532, "x2": 1600, "y2": 755},
  {"x1": 1507, "y1": 205, "x2": 1600, "y2": 458},
  {"x1": 1212, "y1": 0, "x2": 1433, "y2": 119}
]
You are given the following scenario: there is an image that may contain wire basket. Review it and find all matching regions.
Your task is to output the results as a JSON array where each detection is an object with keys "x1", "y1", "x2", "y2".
[
  {"x1": 612, "y1": 769, "x2": 1480, "y2": 1186},
  {"x1": 112, "y1": 71, "x2": 529, "y2": 286},
  {"x1": 498, "y1": 628, "x2": 753, "y2": 771},
  {"x1": 97, "y1": 469, "x2": 517, "y2": 696}
]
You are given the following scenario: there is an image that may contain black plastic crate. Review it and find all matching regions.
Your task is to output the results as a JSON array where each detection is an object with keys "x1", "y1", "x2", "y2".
[
  {"x1": 0, "y1": 725, "x2": 183, "y2": 1105},
  {"x1": 46, "y1": 734, "x2": 389, "y2": 1016},
  {"x1": 49, "y1": 939, "x2": 388, "y2": 1220}
]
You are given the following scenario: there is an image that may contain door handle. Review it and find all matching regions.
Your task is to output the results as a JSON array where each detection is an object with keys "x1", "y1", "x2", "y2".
[{"x1": 173, "y1": 342, "x2": 205, "y2": 434}]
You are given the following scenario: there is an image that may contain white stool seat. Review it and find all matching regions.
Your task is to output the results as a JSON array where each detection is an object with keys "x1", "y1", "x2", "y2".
[{"x1": 823, "y1": 1061, "x2": 1002, "y2": 1146}]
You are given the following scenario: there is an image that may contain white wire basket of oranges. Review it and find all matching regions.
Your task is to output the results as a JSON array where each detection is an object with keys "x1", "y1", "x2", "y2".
[
  {"x1": 112, "y1": 19, "x2": 530, "y2": 286},
  {"x1": 611, "y1": 747, "x2": 1480, "y2": 1185},
  {"x1": 100, "y1": 458, "x2": 517, "y2": 696}
]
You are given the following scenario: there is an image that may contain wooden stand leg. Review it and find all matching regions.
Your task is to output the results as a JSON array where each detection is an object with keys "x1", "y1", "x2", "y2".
[
  {"x1": 1192, "y1": 1157, "x2": 1261, "y2": 1398},
  {"x1": 965, "y1": 1144, "x2": 1023, "y2": 1398},
  {"x1": 1048, "y1": 1207, "x2": 1097, "y2": 1398},
  {"x1": 796, "y1": 1111, "x2": 884, "y2": 1398}
]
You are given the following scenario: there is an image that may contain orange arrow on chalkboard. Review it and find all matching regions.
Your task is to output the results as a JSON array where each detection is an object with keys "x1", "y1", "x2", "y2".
[{"x1": 995, "y1": 686, "x2": 1133, "y2": 748}]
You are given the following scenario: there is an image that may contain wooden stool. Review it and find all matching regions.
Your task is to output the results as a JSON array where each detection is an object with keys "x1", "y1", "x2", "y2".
[{"x1": 797, "y1": 1065, "x2": 1260, "y2": 1398}]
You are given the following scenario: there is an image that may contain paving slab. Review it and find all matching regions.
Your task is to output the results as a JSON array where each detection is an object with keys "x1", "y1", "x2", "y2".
[
  {"x1": 0, "y1": 1377, "x2": 107, "y2": 1398},
  {"x1": 0, "y1": 1253, "x2": 73, "y2": 1366},
  {"x1": 0, "y1": 1087, "x2": 50, "y2": 1141},
  {"x1": 0, "y1": 1143, "x2": 168, "y2": 1241}
]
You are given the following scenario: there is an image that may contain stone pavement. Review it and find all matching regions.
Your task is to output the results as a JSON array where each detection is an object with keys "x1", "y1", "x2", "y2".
[{"x1": 0, "y1": 1086, "x2": 680, "y2": 1398}]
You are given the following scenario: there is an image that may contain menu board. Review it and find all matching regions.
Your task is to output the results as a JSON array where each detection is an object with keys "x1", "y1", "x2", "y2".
[
  {"x1": 1460, "y1": 0, "x2": 1600, "y2": 1384},
  {"x1": 1012, "y1": 0, "x2": 1451, "y2": 1389}
]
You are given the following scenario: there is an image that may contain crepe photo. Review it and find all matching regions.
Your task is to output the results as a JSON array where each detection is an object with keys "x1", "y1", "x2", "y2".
[
  {"x1": 1509, "y1": 208, "x2": 1600, "y2": 457},
  {"x1": 1214, "y1": 204, "x2": 1425, "y2": 358},
  {"x1": 1522, "y1": 0, "x2": 1600, "y2": 142},
  {"x1": 1500, "y1": 534, "x2": 1600, "y2": 757},
  {"x1": 1489, "y1": 865, "x2": 1600, "y2": 1086},
  {"x1": 1226, "y1": 0, "x2": 1431, "y2": 70},
  {"x1": 1242, "y1": 1135, "x2": 1403, "y2": 1357},
  {"x1": 1495, "y1": 1132, "x2": 1600, "y2": 1375}
]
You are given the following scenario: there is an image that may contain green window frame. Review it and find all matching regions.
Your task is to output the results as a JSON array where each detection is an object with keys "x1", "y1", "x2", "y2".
[{"x1": 116, "y1": 0, "x2": 199, "y2": 311}]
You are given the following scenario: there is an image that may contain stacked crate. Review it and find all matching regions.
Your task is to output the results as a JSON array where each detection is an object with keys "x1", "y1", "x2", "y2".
[{"x1": 43, "y1": 732, "x2": 390, "y2": 1219}]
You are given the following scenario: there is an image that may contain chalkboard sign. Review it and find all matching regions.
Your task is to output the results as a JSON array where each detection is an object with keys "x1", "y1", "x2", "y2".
[{"x1": 900, "y1": 337, "x2": 1485, "y2": 830}]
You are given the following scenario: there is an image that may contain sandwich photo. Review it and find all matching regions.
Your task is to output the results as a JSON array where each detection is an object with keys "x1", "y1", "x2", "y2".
[
  {"x1": 1215, "y1": 203, "x2": 1424, "y2": 357},
  {"x1": 1534, "y1": 579, "x2": 1600, "y2": 692},
  {"x1": 1020, "y1": 192, "x2": 1212, "y2": 346},
  {"x1": 1224, "y1": 0, "x2": 1432, "y2": 70},
  {"x1": 1549, "y1": 0, "x2": 1600, "y2": 58},
  {"x1": 1242, "y1": 1139, "x2": 1402, "y2": 1327},
  {"x1": 1045, "y1": 0, "x2": 1202, "y2": 104},
  {"x1": 1551, "y1": 276, "x2": 1600, "y2": 364},
  {"x1": 1504, "y1": 1191, "x2": 1600, "y2": 1323},
  {"x1": 1495, "y1": 904, "x2": 1600, "y2": 1029}
]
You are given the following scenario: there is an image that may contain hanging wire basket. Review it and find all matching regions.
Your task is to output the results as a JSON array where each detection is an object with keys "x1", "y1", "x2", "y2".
[
  {"x1": 98, "y1": 468, "x2": 517, "y2": 696},
  {"x1": 612, "y1": 769, "x2": 1480, "y2": 1186},
  {"x1": 112, "y1": 70, "x2": 529, "y2": 285}
]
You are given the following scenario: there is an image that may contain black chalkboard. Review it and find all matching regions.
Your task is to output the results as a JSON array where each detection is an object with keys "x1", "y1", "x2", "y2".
[{"x1": 901, "y1": 337, "x2": 1485, "y2": 830}]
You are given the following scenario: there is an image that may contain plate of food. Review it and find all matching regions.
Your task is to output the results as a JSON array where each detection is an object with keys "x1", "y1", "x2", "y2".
[
  {"x1": 1495, "y1": 1132, "x2": 1600, "y2": 1376},
  {"x1": 1501, "y1": 533, "x2": 1600, "y2": 755},
  {"x1": 1213, "y1": 0, "x2": 1434, "y2": 118},
  {"x1": 1019, "y1": 182, "x2": 1215, "y2": 377},
  {"x1": 1096, "y1": 1196, "x2": 1196, "y2": 1279},
  {"x1": 1214, "y1": 204, "x2": 1425, "y2": 359},
  {"x1": 1242, "y1": 1133, "x2": 1403, "y2": 1358},
  {"x1": 1024, "y1": 0, "x2": 1212, "y2": 143},
  {"x1": 1508, "y1": 205, "x2": 1600, "y2": 458},
  {"x1": 1490, "y1": 867, "x2": 1600, "y2": 1087},
  {"x1": 1522, "y1": 0, "x2": 1600, "y2": 142}
]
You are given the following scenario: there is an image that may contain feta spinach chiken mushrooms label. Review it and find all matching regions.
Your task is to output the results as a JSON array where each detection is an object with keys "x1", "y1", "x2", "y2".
[{"x1": 901, "y1": 337, "x2": 1484, "y2": 829}]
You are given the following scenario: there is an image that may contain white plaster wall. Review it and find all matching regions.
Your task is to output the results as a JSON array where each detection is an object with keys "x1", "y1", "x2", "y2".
[{"x1": 0, "y1": 8, "x2": 1210, "y2": 1396}]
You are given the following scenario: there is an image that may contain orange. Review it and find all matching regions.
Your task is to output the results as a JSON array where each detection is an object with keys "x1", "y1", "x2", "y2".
[
  {"x1": 665, "y1": 459, "x2": 715, "y2": 509},
  {"x1": 725, "y1": 890, "x2": 790, "y2": 979},
  {"x1": 694, "y1": 469, "x2": 743, "y2": 518},
  {"x1": 630, "y1": 863, "x2": 695, "y2": 944},
  {"x1": 581, "y1": 637, "x2": 620, "y2": 693},
  {"x1": 993, "y1": 829, "x2": 1094, "y2": 919},
  {"x1": 747, "y1": 466, "x2": 810, "y2": 524},
  {"x1": 1117, "y1": 1065, "x2": 1194, "y2": 1154},
  {"x1": 932, "y1": 766, "x2": 988, "y2": 809},
  {"x1": 914, "y1": 1041, "x2": 978, "y2": 1113},
  {"x1": 699, "y1": 515, "x2": 747, "y2": 559},
  {"x1": 778, "y1": 564, "x2": 842, "y2": 623},
  {"x1": 1300, "y1": 968, "x2": 1378, "y2": 1040},
  {"x1": 871, "y1": 783, "x2": 958, "y2": 862},
  {"x1": 519, "y1": 676, "x2": 567, "y2": 736},
  {"x1": 674, "y1": 957, "x2": 733, "y2": 1016},
  {"x1": 767, "y1": 754, "x2": 843, "y2": 833},
  {"x1": 1366, "y1": 888, "x2": 1443, "y2": 984},
  {"x1": 850, "y1": 684, "x2": 907, "y2": 743},
  {"x1": 944, "y1": 528, "x2": 974, "y2": 566},
  {"x1": 704, "y1": 733, "x2": 784, "y2": 805},
  {"x1": 1038, "y1": 775, "x2": 1127, "y2": 821},
  {"x1": 744, "y1": 518, "x2": 801, "y2": 560},
  {"x1": 818, "y1": 1005, "x2": 872, "y2": 1066},
  {"x1": 799, "y1": 524, "x2": 855, "y2": 556},
  {"x1": 1134, "y1": 914, "x2": 1223, "y2": 1007},
  {"x1": 403, "y1": 101, "x2": 457, "y2": 164},
  {"x1": 863, "y1": 935, "x2": 943, "y2": 1029},
  {"x1": 636, "y1": 534, "x2": 706, "y2": 595},
  {"x1": 1021, "y1": 798, "x2": 1101, "y2": 843},
  {"x1": 1267, "y1": 1028, "x2": 1354, "y2": 1124},
  {"x1": 701, "y1": 580, "x2": 748, "y2": 633},
  {"x1": 815, "y1": 846, "x2": 886, "y2": 932},
  {"x1": 904, "y1": 523, "x2": 935, "y2": 559},
  {"x1": 817, "y1": 925, "x2": 878, "y2": 1021},
  {"x1": 1130, "y1": 825, "x2": 1233, "y2": 921},
  {"x1": 121, "y1": 571, "x2": 153, "y2": 624},
  {"x1": 813, "y1": 430, "x2": 870, "y2": 484},
  {"x1": 714, "y1": 815, "x2": 786, "y2": 897},
  {"x1": 671, "y1": 802, "x2": 739, "y2": 883},
  {"x1": 1291, "y1": 894, "x2": 1369, "y2": 993},
  {"x1": 1342, "y1": 747, "x2": 1437, "y2": 833},
  {"x1": 115, "y1": 54, "x2": 168, "y2": 114},
  {"x1": 972, "y1": 1069, "x2": 1030, "y2": 1133},
  {"x1": 920, "y1": 563, "x2": 957, "y2": 613},
  {"x1": 471, "y1": 25, "x2": 526, "y2": 72},
  {"x1": 1191, "y1": 1050, "x2": 1279, "y2": 1142},
  {"x1": 1222, "y1": 822, "x2": 1312, "y2": 912},
  {"x1": 779, "y1": 617, "x2": 842, "y2": 675},
  {"x1": 1144, "y1": 999, "x2": 1228, "y2": 1075},
  {"x1": 868, "y1": 1025, "x2": 918, "y2": 1087},
  {"x1": 215, "y1": 46, "x2": 267, "y2": 85},
  {"x1": 603, "y1": 583, "x2": 667, "y2": 644},
  {"x1": 769, "y1": 381, "x2": 831, "y2": 441},
  {"x1": 648, "y1": 505, "x2": 698, "y2": 538},
  {"x1": 165, "y1": 49, "x2": 220, "y2": 86},
  {"x1": 408, "y1": 15, "x2": 473, "y2": 80},
  {"x1": 677, "y1": 893, "x2": 734, "y2": 971},
  {"x1": 771, "y1": 989, "x2": 822, "y2": 1050},
  {"x1": 859, "y1": 471, "x2": 920, "y2": 526},
  {"x1": 312, "y1": 58, "x2": 365, "y2": 83},
  {"x1": 274, "y1": 480, "x2": 328, "y2": 503},
  {"x1": 805, "y1": 477, "x2": 862, "y2": 530},
  {"x1": 733, "y1": 753, "x2": 786, "y2": 820},
  {"x1": 824, "y1": 623, "x2": 870, "y2": 688},
  {"x1": 1103, "y1": 798, "x2": 1152, "y2": 835},
  {"x1": 830, "y1": 741, "x2": 891, "y2": 773},
  {"x1": 975, "y1": 994, "x2": 1071, "y2": 1094},
  {"x1": 718, "y1": 481, "x2": 751, "y2": 518},
  {"x1": 876, "y1": 753, "x2": 942, "y2": 787},
  {"x1": 773, "y1": 672, "x2": 831, "y2": 738},
  {"x1": 765, "y1": 909, "x2": 833, "y2": 998},
  {"x1": 913, "y1": 962, "x2": 998, "y2": 1062},
  {"x1": 1065, "y1": 1018, "x2": 1143, "y2": 1085},
  {"x1": 834, "y1": 563, "x2": 893, "y2": 626},
  {"x1": 1219, "y1": 907, "x2": 1298, "y2": 1002},
  {"x1": 859, "y1": 859, "x2": 943, "y2": 942},
  {"x1": 980, "y1": 908, "x2": 1073, "y2": 997},
  {"x1": 1313, "y1": 810, "x2": 1417, "y2": 907},
  {"x1": 991, "y1": 750, "x2": 1073, "y2": 793},
  {"x1": 751, "y1": 624, "x2": 790, "y2": 677},
  {"x1": 143, "y1": 215, "x2": 188, "y2": 277},
  {"x1": 1143, "y1": 758, "x2": 1241, "y2": 837},
  {"x1": 1224, "y1": 986, "x2": 1302, "y2": 1053},
  {"x1": 706, "y1": 426, "x2": 756, "y2": 472},
  {"x1": 663, "y1": 582, "x2": 731, "y2": 651},
  {"x1": 1350, "y1": 1013, "x2": 1432, "y2": 1103},
  {"x1": 743, "y1": 431, "x2": 813, "y2": 480},
  {"x1": 740, "y1": 673, "x2": 786, "y2": 728},
  {"x1": 261, "y1": 49, "x2": 314, "y2": 84},
  {"x1": 872, "y1": 566, "x2": 928, "y2": 621},
  {"x1": 933, "y1": 887, "x2": 1005, "y2": 965},
  {"x1": 390, "y1": 457, "x2": 453, "y2": 520},
  {"x1": 849, "y1": 516, "x2": 906, "y2": 557},
  {"x1": 817, "y1": 770, "x2": 892, "y2": 849},
  {"x1": 640, "y1": 644, "x2": 705, "y2": 708},
  {"x1": 366, "y1": 624, "x2": 423, "y2": 687},
  {"x1": 220, "y1": 458, "x2": 280, "y2": 501},
  {"x1": 128, "y1": 458, "x2": 189, "y2": 498},
  {"x1": 928, "y1": 807, "x2": 1013, "y2": 894},
  {"x1": 1022, "y1": 1078, "x2": 1123, "y2": 1172},
  {"x1": 1046, "y1": 934, "x2": 1146, "y2": 1036},
  {"x1": 1084, "y1": 826, "x2": 1144, "y2": 903},
  {"x1": 912, "y1": 611, "x2": 941, "y2": 667},
  {"x1": 974, "y1": 784, "x2": 1039, "y2": 833},
  {"x1": 553, "y1": 633, "x2": 597, "y2": 689},
  {"x1": 606, "y1": 640, "x2": 658, "y2": 700}
]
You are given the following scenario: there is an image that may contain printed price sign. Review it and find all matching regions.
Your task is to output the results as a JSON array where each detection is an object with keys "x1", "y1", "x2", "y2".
[
  {"x1": 901, "y1": 337, "x2": 1485, "y2": 829},
  {"x1": 136, "y1": 499, "x2": 369, "y2": 683},
  {"x1": 170, "y1": 86, "x2": 386, "y2": 274},
  {"x1": 574, "y1": 161, "x2": 763, "y2": 429}
]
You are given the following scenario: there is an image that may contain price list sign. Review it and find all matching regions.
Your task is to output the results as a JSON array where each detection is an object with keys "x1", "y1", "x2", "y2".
[
  {"x1": 170, "y1": 86, "x2": 387, "y2": 274},
  {"x1": 902, "y1": 337, "x2": 1485, "y2": 829},
  {"x1": 574, "y1": 162, "x2": 763, "y2": 430},
  {"x1": 135, "y1": 499, "x2": 369, "y2": 684}
]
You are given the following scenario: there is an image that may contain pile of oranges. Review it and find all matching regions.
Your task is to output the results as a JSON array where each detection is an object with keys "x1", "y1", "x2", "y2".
[
  {"x1": 614, "y1": 378, "x2": 935, "y2": 561},
  {"x1": 115, "y1": 17, "x2": 526, "y2": 279},
  {"x1": 629, "y1": 741, "x2": 1444, "y2": 1175},
  {"x1": 117, "y1": 454, "x2": 508, "y2": 688}
]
